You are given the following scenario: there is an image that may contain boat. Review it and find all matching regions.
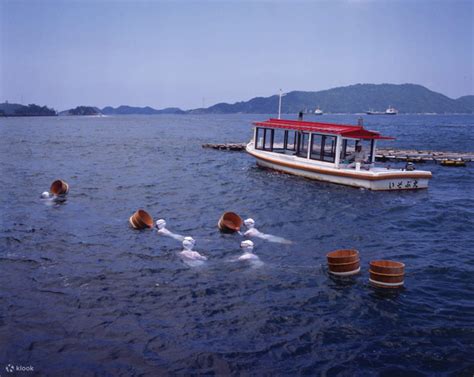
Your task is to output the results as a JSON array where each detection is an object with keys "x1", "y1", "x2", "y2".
[
  {"x1": 366, "y1": 106, "x2": 398, "y2": 115},
  {"x1": 314, "y1": 107, "x2": 323, "y2": 115},
  {"x1": 245, "y1": 118, "x2": 432, "y2": 190},
  {"x1": 385, "y1": 106, "x2": 398, "y2": 115},
  {"x1": 366, "y1": 109, "x2": 385, "y2": 115},
  {"x1": 440, "y1": 159, "x2": 466, "y2": 167}
]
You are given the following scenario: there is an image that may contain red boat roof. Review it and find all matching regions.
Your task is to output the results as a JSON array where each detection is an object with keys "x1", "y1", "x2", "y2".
[{"x1": 253, "y1": 118, "x2": 394, "y2": 140}]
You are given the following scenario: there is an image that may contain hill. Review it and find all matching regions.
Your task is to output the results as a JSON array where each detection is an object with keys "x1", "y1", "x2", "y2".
[
  {"x1": 189, "y1": 84, "x2": 473, "y2": 114},
  {"x1": 0, "y1": 102, "x2": 57, "y2": 116},
  {"x1": 59, "y1": 106, "x2": 102, "y2": 116},
  {"x1": 455, "y1": 95, "x2": 474, "y2": 111},
  {"x1": 101, "y1": 105, "x2": 185, "y2": 115}
]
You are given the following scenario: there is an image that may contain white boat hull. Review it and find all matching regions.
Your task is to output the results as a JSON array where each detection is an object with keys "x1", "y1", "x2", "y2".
[{"x1": 247, "y1": 145, "x2": 431, "y2": 191}]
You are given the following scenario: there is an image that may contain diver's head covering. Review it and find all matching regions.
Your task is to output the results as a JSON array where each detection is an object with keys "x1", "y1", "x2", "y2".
[
  {"x1": 244, "y1": 218, "x2": 255, "y2": 228},
  {"x1": 41, "y1": 191, "x2": 50, "y2": 199},
  {"x1": 240, "y1": 240, "x2": 254, "y2": 251},
  {"x1": 183, "y1": 236, "x2": 195, "y2": 250},
  {"x1": 156, "y1": 219, "x2": 166, "y2": 229}
]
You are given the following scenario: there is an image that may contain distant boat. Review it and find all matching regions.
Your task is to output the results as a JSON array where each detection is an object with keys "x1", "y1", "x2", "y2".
[
  {"x1": 366, "y1": 106, "x2": 398, "y2": 115},
  {"x1": 314, "y1": 107, "x2": 323, "y2": 115},
  {"x1": 366, "y1": 109, "x2": 384, "y2": 115},
  {"x1": 385, "y1": 106, "x2": 398, "y2": 115}
]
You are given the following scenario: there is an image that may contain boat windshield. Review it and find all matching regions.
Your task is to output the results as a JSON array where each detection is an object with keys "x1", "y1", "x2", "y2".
[
  {"x1": 255, "y1": 127, "x2": 299, "y2": 154},
  {"x1": 340, "y1": 139, "x2": 375, "y2": 164}
]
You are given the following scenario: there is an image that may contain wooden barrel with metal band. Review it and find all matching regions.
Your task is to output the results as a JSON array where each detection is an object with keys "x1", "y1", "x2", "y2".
[
  {"x1": 327, "y1": 249, "x2": 360, "y2": 276},
  {"x1": 369, "y1": 260, "x2": 405, "y2": 288}
]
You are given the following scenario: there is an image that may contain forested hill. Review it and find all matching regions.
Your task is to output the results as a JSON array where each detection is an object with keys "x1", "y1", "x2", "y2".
[
  {"x1": 101, "y1": 106, "x2": 185, "y2": 115},
  {"x1": 0, "y1": 103, "x2": 57, "y2": 116},
  {"x1": 188, "y1": 84, "x2": 473, "y2": 114},
  {"x1": 59, "y1": 106, "x2": 102, "y2": 116}
]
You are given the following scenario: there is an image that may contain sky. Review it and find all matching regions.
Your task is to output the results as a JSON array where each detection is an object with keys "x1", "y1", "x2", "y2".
[{"x1": 0, "y1": 0, "x2": 472, "y2": 111}]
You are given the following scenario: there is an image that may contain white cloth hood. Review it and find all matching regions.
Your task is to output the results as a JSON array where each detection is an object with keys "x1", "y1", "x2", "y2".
[
  {"x1": 183, "y1": 237, "x2": 196, "y2": 250},
  {"x1": 156, "y1": 219, "x2": 167, "y2": 229},
  {"x1": 240, "y1": 240, "x2": 254, "y2": 251},
  {"x1": 244, "y1": 218, "x2": 255, "y2": 228}
]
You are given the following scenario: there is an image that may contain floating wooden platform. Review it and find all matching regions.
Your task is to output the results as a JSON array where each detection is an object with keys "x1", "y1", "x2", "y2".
[
  {"x1": 376, "y1": 148, "x2": 473, "y2": 163},
  {"x1": 202, "y1": 143, "x2": 473, "y2": 164},
  {"x1": 202, "y1": 143, "x2": 247, "y2": 151}
]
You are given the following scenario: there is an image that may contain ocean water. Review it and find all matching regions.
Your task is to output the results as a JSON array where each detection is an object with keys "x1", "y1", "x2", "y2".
[{"x1": 1, "y1": 114, "x2": 473, "y2": 376}]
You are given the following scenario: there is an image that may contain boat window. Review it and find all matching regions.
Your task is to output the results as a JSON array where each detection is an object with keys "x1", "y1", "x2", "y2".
[
  {"x1": 272, "y1": 129, "x2": 286, "y2": 153},
  {"x1": 310, "y1": 134, "x2": 336, "y2": 162},
  {"x1": 340, "y1": 139, "x2": 358, "y2": 162},
  {"x1": 296, "y1": 132, "x2": 309, "y2": 158},
  {"x1": 340, "y1": 139, "x2": 348, "y2": 160},
  {"x1": 310, "y1": 134, "x2": 323, "y2": 160},
  {"x1": 255, "y1": 128, "x2": 264, "y2": 150},
  {"x1": 285, "y1": 131, "x2": 297, "y2": 152},
  {"x1": 273, "y1": 130, "x2": 297, "y2": 154},
  {"x1": 322, "y1": 136, "x2": 336, "y2": 162},
  {"x1": 264, "y1": 129, "x2": 274, "y2": 151},
  {"x1": 340, "y1": 139, "x2": 373, "y2": 163},
  {"x1": 255, "y1": 127, "x2": 274, "y2": 151}
]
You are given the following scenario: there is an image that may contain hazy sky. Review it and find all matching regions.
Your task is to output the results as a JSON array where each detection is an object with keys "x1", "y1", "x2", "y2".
[{"x1": 1, "y1": 0, "x2": 472, "y2": 110}]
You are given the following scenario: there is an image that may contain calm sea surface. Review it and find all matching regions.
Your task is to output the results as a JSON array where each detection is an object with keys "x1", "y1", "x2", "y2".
[{"x1": 1, "y1": 114, "x2": 473, "y2": 376}]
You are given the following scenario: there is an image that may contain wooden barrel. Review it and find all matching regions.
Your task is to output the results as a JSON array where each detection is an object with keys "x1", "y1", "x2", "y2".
[
  {"x1": 129, "y1": 209, "x2": 154, "y2": 230},
  {"x1": 369, "y1": 260, "x2": 405, "y2": 288},
  {"x1": 218, "y1": 212, "x2": 242, "y2": 233},
  {"x1": 50, "y1": 179, "x2": 69, "y2": 196},
  {"x1": 326, "y1": 249, "x2": 360, "y2": 276}
]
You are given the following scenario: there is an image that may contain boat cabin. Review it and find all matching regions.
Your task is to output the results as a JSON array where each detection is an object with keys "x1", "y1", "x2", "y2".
[
  {"x1": 246, "y1": 118, "x2": 432, "y2": 190},
  {"x1": 252, "y1": 118, "x2": 393, "y2": 169}
]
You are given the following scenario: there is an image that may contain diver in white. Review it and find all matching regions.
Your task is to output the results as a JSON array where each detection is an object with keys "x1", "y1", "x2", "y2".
[
  {"x1": 41, "y1": 191, "x2": 51, "y2": 199},
  {"x1": 40, "y1": 191, "x2": 64, "y2": 203},
  {"x1": 234, "y1": 240, "x2": 263, "y2": 267},
  {"x1": 179, "y1": 237, "x2": 207, "y2": 266},
  {"x1": 156, "y1": 219, "x2": 185, "y2": 241},
  {"x1": 243, "y1": 218, "x2": 292, "y2": 244},
  {"x1": 238, "y1": 240, "x2": 259, "y2": 261}
]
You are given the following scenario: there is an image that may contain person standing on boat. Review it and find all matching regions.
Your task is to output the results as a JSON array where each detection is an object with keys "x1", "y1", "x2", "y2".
[{"x1": 347, "y1": 144, "x2": 368, "y2": 169}]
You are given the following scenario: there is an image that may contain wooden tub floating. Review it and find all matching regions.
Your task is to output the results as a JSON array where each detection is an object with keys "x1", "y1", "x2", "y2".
[
  {"x1": 50, "y1": 179, "x2": 69, "y2": 196},
  {"x1": 129, "y1": 209, "x2": 154, "y2": 230},
  {"x1": 326, "y1": 249, "x2": 360, "y2": 276},
  {"x1": 218, "y1": 212, "x2": 243, "y2": 233},
  {"x1": 369, "y1": 260, "x2": 405, "y2": 289}
]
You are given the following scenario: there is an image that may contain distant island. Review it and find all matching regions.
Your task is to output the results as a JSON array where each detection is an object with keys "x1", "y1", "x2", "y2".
[
  {"x1": 0, "y1": 103, "x2": 57, "y2": 116},
  {"x1": 1, "y1": 83, "x2": 472, "y2": 117},
  {"x1": 101, "y1": 105, "x2": 185, "y2": 115},
  {"x1": 59, "y1": 106, "x2": 102, "y2": 116}
]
